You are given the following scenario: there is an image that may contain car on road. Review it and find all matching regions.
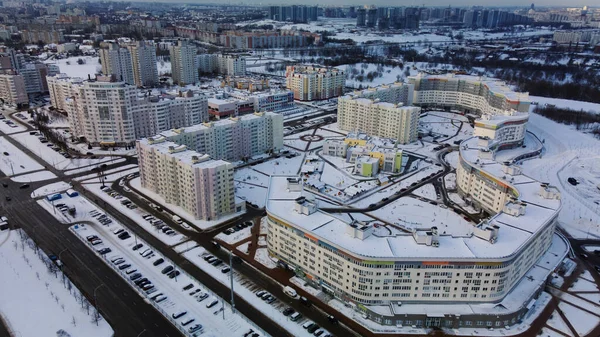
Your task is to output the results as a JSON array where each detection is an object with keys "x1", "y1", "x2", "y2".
[{"x1": 19, "y1": 184, "x2": 30, "y2": 189}]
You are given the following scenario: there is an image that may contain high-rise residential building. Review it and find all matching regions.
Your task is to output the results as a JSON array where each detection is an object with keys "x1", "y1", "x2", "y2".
[
  {"x1": 366, "y1": 8, "x2": 377, "y2": 27},
  {"x1": 99, "y1": 42, "x2": 135, "y2": 85},
  {"x1": 217, "y1": 54, "x2": 246, "y2": 76},
  {"x1": 169, "y1": 40, "x2": 198, "y2": 86},
  {"x1": 127, "y1": 40, "x2": 159, "y2": 87},
  {"x1": 356, "y1": 8, "x2": 366, "y2": 26},
  {"x1": 47, "y1": 74, "x2": 208, "y2": 145},
  {"x1": 158, "y1": 111, "x2": 283, "y2": 162},
  {"x1": 268, "y1": 5, "x2": 318, "y2": 22},
  {"x1": 137, "y1": 137, "x2": 241, "y2": 221},
  {"x1": 337, "y1": 96, "x2": 420, "y2": 144},
  {"x1": 19, "y1": 63, "x2": 59, "y2": 94},
  {"x1": 285, "y1": 65, "x2": 345, "y2": 101},
  {"x1": 0, "y1": 70, "x2": 27, "y2": 105}
]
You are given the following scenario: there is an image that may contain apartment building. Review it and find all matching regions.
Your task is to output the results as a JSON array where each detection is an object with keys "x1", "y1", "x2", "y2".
[
  {"x1": 348, "y1": 82, "x2": 414, "y2": 106},
  {"x1": 169, "y1": 40, "x2": 198, "y2": 86},
  {"x1": 158, "y1": 111, "x2": 283, "y2": 162},
  {"x1": 323, "y1": 135, "x2": 404, "y2": 175},
  {"x1": 196, "y1": 54, "x2": 246, "y2": 76},
  {"x1": 137, "y1": 137, "x2": 241, "y2": 221},
  {"x1": 285, "y1": 65, "x2": 345, "y2": 101},
  {"x1": 20, "y1": 30, "x2": 64, "y2": 44},
  {"x1": 99, "y1": 42, "x2": 135, "y2": 85},
  {"x1": 127, "y1": 40, "x2": 159, "y2": 87},
  {"x1": 19, "y1": 63, "x2": 59, "y2": 94},
  {"x1": 409, "y1": 73, "x2": 530, "y2": 147},
  {"x1": 47, "y1": 74, "x2": 208, "y2": 145},
  {"x1": 219, "y1": 30, "x2": 320, "y2": 49},
  {"x1": 553, "y1": 30, "x2": 599, "y2": 44},
  {"x1": 337, "y1": 96, "x2": 420, "y2": 144},
  {"x1": 0, "y1": 71, "x2": 27, "y2": 105}
]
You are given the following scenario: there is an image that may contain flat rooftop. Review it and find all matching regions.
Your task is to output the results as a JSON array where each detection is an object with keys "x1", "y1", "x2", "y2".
[
  {"x1": 137, "y1": 138, "x2": 229, "y2": 169},
  {"x1": 159, "y1": 112, "x2": 274, "y2": 137}
]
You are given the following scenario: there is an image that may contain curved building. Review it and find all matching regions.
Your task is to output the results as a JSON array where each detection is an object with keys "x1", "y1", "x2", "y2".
[{"x1": 409, "y1": 73, "x2": 531, "y2": 148}]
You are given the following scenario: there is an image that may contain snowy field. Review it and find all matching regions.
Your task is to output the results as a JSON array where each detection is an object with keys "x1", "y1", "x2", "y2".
[
  {"x1": 0, "y1": 229, "x2": 113, "y2": 337},
  {"x1": 0, "y1": 136, "x2": 44, "y2": 176},
  {"x1": 412, "y1": 184, "x2": 437, "y2": 200},
  {"x1": 44, "y1": 56, "x2": 101, "y2": 79},
  {"x1": 558, "y1": 302, "x2": 599, "y2": 336},
  {"x1": 71, "y1": 224, "x2": 265, "y2": 337},
  {"x1": 31, "y1": 181, "x2": 72, "y2": 198},
  {"x1": 521, "y1": 113, "x2": 600, "y2": 238},
  {"x1": 214, "y1": 225, "x2": 252, "y2": 245},
  {"x1": 11, "y1": 170, "x2": 56, "y2": 182},
  {"x1": 531, "y1": 96, "x2": 600, "y2": 115},
  {"x1": 251, "y1": 153, "x2": 305, "y2": 176}
]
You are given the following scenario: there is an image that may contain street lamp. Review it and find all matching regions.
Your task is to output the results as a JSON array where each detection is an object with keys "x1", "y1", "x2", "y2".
[
  {"x1": 93, "y1": 284, "x2": 105, "y2": 326},
  {"x1": 58, "y1": 248, "x2": 68, "y2": 261},
  {"x1": 137, "y1": 329, "x2": 146, "y2": 337}
]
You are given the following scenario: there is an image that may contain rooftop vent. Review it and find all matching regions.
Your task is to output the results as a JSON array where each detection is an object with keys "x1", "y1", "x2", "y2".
[
  {"x1": 503, "y1": 200, "x2": 526, "y2": 217},
  {"x1": 294, "y1": 196, "x2": 317, "y2": 215},
  {"x1": 346, "y1": 220, "x2": 374, "y2": 240},
  {"x1": 412, "y1": 227, "x2": 439, "y2": 247},
  {"x1": 473, "y1": 221, "x2": 500, "y2": 244},
  {"x1": 539, "y1": 183, "x2": 561, "y2": 200}
]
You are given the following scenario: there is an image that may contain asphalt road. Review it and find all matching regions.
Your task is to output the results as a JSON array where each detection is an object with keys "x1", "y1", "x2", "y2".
[{"x1": 0, "y1": 167, "x2": 184, "y2": 337}]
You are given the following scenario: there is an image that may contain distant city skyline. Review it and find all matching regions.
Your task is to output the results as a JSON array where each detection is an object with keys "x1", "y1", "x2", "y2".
[{"x1": 128, "y1": 0, "x2": 591, "y2": 8}]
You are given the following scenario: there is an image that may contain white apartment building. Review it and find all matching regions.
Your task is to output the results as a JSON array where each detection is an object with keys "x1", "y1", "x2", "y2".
[
  {"x1": 337, "y1": 97, "x2": 420, "y2": 144},
  {"x1": 19, "y1": 63, "x2": 59, "y2": 94},
  {"x1": 553, "y1": 30, "x2": 598, "y2": 44},
  {"x1": 0, "y1": 71, "x2": 28, "y2": 105},
  {"x1": 348, "y1": 82, "x2": 414, "y2": 106},
  {"x1": 285, "y1": 65, "x2": 345, "y2": 101},
  {"x1": 99, "y1": 42, "x2": 135, "y2": 85},
  {"x1": 217, "y1": 54, "x2": 246, "y2": 76},
  {"x1": 137, "y1": 137, "x2": 241, "y2": 221},
  {"x1": 409, "y1": 73, "x2": 531, "y2": 147},
  {"x1": 169, "y1": 40, "x2": 198, "y2": 85},
  {"x1": 197, "y1": 54, "x2": 247, "y2": 76},
  {"x1": 128, "y1": 40, "x2": 159, "y2": 87},
  {"x1": 158, "y1": 111, "x2": 283, "y2": 162},
  {"x1": 47, "y1": 74, "x2": 208, "y2": 145}
]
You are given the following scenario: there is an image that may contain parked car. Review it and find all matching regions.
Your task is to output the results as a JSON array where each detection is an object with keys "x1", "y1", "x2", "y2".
[
  {"x1": 206, "y1": 298, "x2": 219, "y2": 308},
  {"x1": 172, "y1": 311, "x2": 187, "y2": 319}
]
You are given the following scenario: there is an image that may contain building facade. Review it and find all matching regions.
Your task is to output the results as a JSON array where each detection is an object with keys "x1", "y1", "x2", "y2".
[
  {"x1": 285, "y1": 65, "x2": 345, "y2": 101},
  {"x1": 337, "y1": 96, "x2": 420, "y2": 144},
  {"x1": 99, "y1": 42, "x2": 135, "y2": 85},
  {"x1": 137, "y1": 137, "x2": 240, "y2": 221},
  {"x1": 0, "y1": 71, "x2": 27, "y2": 105},
  {"x1": 169, "y1": 40, "x2": 198, "y2": 86},
  {"x1": 128, "y1": 40, "x2": 159, "y2": 87},
  {"x1": 158, "y1": 111, "x2": 283, "y2": 162},
  {"x1": 47, "y1": 74, "x2": 208, "y2": 145}
]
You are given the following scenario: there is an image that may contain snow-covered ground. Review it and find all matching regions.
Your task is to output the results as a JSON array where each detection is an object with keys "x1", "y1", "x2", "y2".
[
  {"x1": 31, "y1": 181, "x2": 71, "y2": 198},
  {"x1": 521, "y1": 113, "x2": 600, "y2": 238},
  {"x1": 558, "y1": 302, "x2": 599, "y2": 336},
  {"x1": 531, "y1": 96, "x2": 600, "y2": 115},
  {"x1": 0, "y1": 136, "x2": 44, "y2": 176},
  {"x1": 0, "y1": 229, "x2": 113, "y2": 337},
  {"x1": 444, "y1": 173, "x2": 457, "y2": 190},
  {"x1": 251, "y1": 153, "x2": 305, "y2": 176},
  {"x1": 254, "y1": 248, "x2": 277, "y2": 269},
  {"x1": 412, "y1": 184, "x2": 437, "y2": 200},
  {"x1": 569, "y1": 277, "x2": 598, "y2": 292},
  {"x1": 44, "y1": 56, "x2": 101, "y2": 79},
  {"x1": 214, "y1": 226, "x2": 252, "y2": 245},
  {"x1": 11, "y1": 170, "x2": 57, "y2": 182},
  {"x1": 0, "y1": 119, "x2": 26, "y2": 134}
]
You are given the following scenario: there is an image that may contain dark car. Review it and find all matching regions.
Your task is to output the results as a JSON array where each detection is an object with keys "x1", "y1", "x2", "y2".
[
  {"x1": 161, "y1": 265, "x2": 174, "y2": 274},
  {"x1": 282, "y1": 307, "x2": 294, "y2": 316},
  {"x1": 97, "y1": 248, "x2": 111, "y2": 255},
  {"x1": 153, "y1": 258, "x2": 165, "y2": 266},
  {"x1": 19, "y1": 184, "x2": 30, "y2": 189},
  {"x1": 130, "y1": 273, "x2": 142, "y2": 281},
  {"x1": 168, "y1": 270, "x2": 180, "y2": 279},
  {"x1": 183, "y1": 283, "x2": 194, "y2": 291},
  {"x1": 132, "y1": 243, "x2": 143, "y2": 251},
  {"x1": 568, "y1": 177, "x2": 578, "y2": 185}
]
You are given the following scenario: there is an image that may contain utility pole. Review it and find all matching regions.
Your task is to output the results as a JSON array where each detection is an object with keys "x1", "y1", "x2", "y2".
[{"x1": 229, "y1": 249, "x2": 235, "y2": 314}]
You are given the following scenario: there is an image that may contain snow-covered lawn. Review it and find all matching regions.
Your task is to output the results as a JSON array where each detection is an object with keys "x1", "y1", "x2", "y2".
[
  {"x1": 444, "y1": 173, "x2": 456, "y2": 190},
  {"x1": 0, "y1": 136, "x2": 44, "y2": 176},
  {"x1": 237, "y1": 242, "x2": 250, "y2": 255},
  {"x1": 11, "y1": 132, "x2": 124, "y2": 171},
  {"x1": 257, "y1": 236, "x2": 266, "y2": 246},
  {"x1": 0, "y1": 229, "x2": 113, "y2": 337},
  {"x1": 214, "y1": 226, "x2": 252, "y2": 245},
  {"x1": 44, "y1": 56, "x2": 101, "y2": 79},
  {"x1": 412, "y1": 184, "x2": 437, "y2": 200},
  {"x1": 130, "y1": 177, "x2": 245, "y2": 231},
  {"x1": 521, "y1": 113, "x2": 600, "y2": 239},
  {"x1": 31, "y1": 181, "x2": 72, "y2": 198},
  {"x1": 234, "y1": 167, "x2": 269, "y2": 187},
  {"x1": 546, "y1": 310, "x2": 573, "y2": 336},
  {"x1": 254, "y1": 248, "x2": 277, "y2": 269},
  {"x1": 445, "y1": 151, "x2": 459, "y2": 168},
  {"x1": 558, "y1": 302, "x2": 599, "y2": 336},
  {"x1": 251, "y1": 153, "x2": 305, "y2": 176},
  {"x1": 234, "y1": 182, "x2": 268, "y2": 208},
  {"x1": 569, "y1": 277, "x2": 598, "y2": 292}
]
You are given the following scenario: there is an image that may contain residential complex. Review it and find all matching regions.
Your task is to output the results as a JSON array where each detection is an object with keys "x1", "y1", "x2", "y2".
[
  {"x1": 207, "y1": 90, "x2": 294, "y2": 117},
  {"x1": 47, "y1": 74, "x2": 207, "y2": 145},
  {"x1": 99, "y1": 42, "x2": 135, "y2": 85},
  {"x1": 137, "y1": 137, "x2": 242, "y2": 221},
  {"x1": 285, "y1": 65, "x2": 345, "y2": 101},
  {"x1": 0, "y1": 70, "x2": 27, "y2": 105},
  {"x1": 409, "y1": 73, "x2": 531, "y2": 148},
  {"x1": 268, "y1": 5, "x2": 319, "y2": 23},
  {"x1": 219, "y1": 30, "x2": 321, "y2": 49},
  {"x1": 127, "y1": 40, "x2": 159, "y2": 87},
  {"x1": 337, "y1": 96, "x2": 420, "y2": 144},
  {"x1": 553, "y1": 29, "x2": 600, "y2": 44},
  {"x1": 169, "y1": 40, "x2": 198, "y2": 85},
  {"x1": 157, "y1": 111, "x2": 283, "y2": 162},
  {"x1": 197, "y1": 54, "x2": 247, "y2": 76}
]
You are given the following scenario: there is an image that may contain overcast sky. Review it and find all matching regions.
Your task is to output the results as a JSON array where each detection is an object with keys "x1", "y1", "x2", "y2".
[{"x1": 177, "y1": 0, "x2": 584, "y2": 7}]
